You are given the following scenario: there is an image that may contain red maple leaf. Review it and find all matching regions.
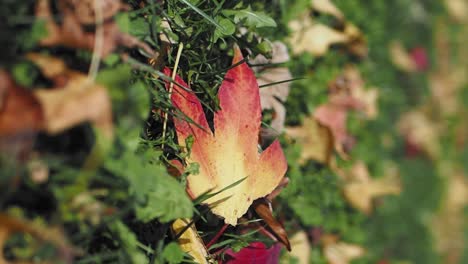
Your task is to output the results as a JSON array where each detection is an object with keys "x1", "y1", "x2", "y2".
[{"x1": 164, "y1": 47, "x2": 287, "y2": 225}]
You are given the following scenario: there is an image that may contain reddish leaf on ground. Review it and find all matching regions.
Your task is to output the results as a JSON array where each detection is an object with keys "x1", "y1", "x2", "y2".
[
  {"x1": 219, "y1": 242, "x2": 281, "y2": 264},
  {"x1": 313, "y1": 66, "x2": 377, "y2": 158},
  {"x1": 165, "y1": 47, "x2": 287, "y2": 226}
]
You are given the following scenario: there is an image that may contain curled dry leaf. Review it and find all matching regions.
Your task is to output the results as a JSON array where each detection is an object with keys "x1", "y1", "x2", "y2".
[
  {"x1": 36, "y1": 0, "x2": 155, "y2": 57},
  {"x1": 322, "y1": 235, "x2": 365, "y2": 264},
  {"x1": 172, "y1": 218, "x2": 209, "y2": 264},
  {"x1": 397, "y1": 109, "x2": 440, "y2": 159},
  {"x1": 342, "y1": 161, "x2": 401, "y2": 214},
  {"x1": 251, "y1": 41, "x2": 292, "y2": 133},
  {"x1": 389, "y1": 41, "x2": 418, "y2": 72},
  {"x1": 27, "y1": 53, "x2": 114, "y2": 139},
  {"x1": 311, "y1": 0, "x2": 344, "y2": 21},
  {"x1": 0, "y1": 213, "x2": 76, "y2": 264},
  {"x1": 285, "y1": 115, "x2": 334, "y2": 165},
  {"x1": 252, "y1": 198, "x2": 291, "y2": 251},
  {"x1": 165, "y1": 47, "x2": 287, "y2": 225}
]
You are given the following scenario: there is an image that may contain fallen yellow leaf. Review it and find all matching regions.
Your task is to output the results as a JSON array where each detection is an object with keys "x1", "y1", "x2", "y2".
[
  {"x1": 289, "y1": 16, "x2": 348, "y2": 56},
  {"x1": 342, "y1": 161, "x2": 401, "y2": 214},
  {"x1": 389, "y1": 40, "x2": 418, "y2": 72},
  {"x1": 322, "y1": 234, "x2": 365, "y2": 264},
  {"x1": 172, "y1": 218, "x2": 209, "y2": 264},
  {"x1": 285, "y1": 115, "x2": 334, "y2": 165}
]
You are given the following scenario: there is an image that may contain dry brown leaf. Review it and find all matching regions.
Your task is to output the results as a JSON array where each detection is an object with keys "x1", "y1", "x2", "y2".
[
  {"x1": 36, "y1": 0, "x2": 155, "y2": 57},
  {"x1": 397, "y1": 109, "x2": 440, "y2": 159},
  {"x1": 251, "y1": 41, "x2": 292, "y2": 133},
  {"x1": 342, "y1": 161, "x2": 401, "y2": 214},
  {"x1": 0, "y1": 213, "x2": 76, "y2": 264},
  {"x1": 27, "y1": 53, "x2": 114, "y2": 138},
  {"x1": 172, "y1": 219, "x2": 209, "y2": 264},
  {"x1": 311, "y1": 0, "x2": 344, "y2": 20},
  {"x1": 322, "y1": 235, "x2": 365, "y2": 264},
  {"x1": 253, "y1": 198, "x2": 291, "y2": 251},
  {"x1": 288, "y1": 16, "x2": 349, "y2": 56},
  {"x1": 0, "y1": 71, "x2": 44, "y2": 136},
  {"x1": 285, "y1": 115, "x2": 334, "y2": 164},
  {"x1": 0, "y1": 71, "x2": 43, "y2": 161},
  {"x1": 389, "y1": 41, "x2": 418, "y2": 72}
]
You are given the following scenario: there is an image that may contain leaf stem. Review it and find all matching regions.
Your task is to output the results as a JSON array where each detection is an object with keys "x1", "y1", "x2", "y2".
[{"x1": 206, "y1": 224, "x2": 229, "y2": 250}]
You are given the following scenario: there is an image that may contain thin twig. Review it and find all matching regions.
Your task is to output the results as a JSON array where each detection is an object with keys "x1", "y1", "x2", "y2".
[
  {"x1": 161, "y1": 42, "x2": 184, "y2": 150},
  {"x1": 87, "y1": 0, "x2": 104, "y2": 84},
  {"x1": 206, "y1": 224, "x2": 229, "y2": 250}
]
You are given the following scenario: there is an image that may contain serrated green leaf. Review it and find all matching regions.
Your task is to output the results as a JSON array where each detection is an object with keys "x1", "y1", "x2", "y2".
[
  {"x1": 105, "y1": 150, "x2": 193, "y2": 223},
  {"x1": 223, "y1": 7, "x2": 276, "y2": 28}
]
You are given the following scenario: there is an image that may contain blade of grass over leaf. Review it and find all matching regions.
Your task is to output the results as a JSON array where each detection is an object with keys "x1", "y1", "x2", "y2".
[
  {"x1": 258, "y1": 77, "x2": 305, "y2": 89},
  {"x1": 180, "y1": 0, "x2": 223, "y2": 30},
  {"x1": 193, "y1": 177, "x2": 247, "y2": 205}
]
